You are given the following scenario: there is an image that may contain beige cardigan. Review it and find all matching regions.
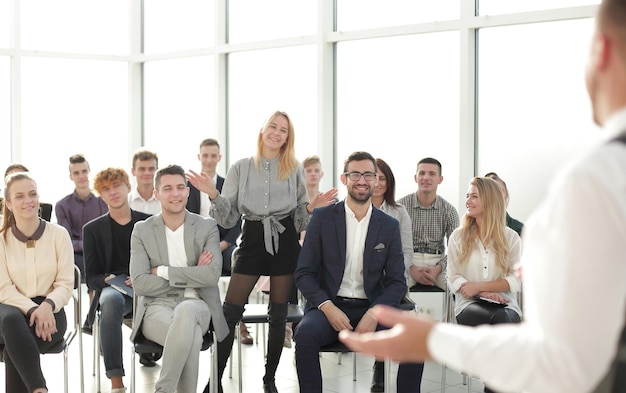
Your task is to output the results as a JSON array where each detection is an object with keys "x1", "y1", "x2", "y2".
[{"x1": 0, "y1": 222, "x2": 74, "y2": 314}]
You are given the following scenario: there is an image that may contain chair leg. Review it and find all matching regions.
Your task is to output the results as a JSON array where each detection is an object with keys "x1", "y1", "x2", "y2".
[
  {"x1": 78, "y1": 318, "x2": 85, "y2": 393},
  {"x1": 95, "y1": 313, "x2": 101, "y2": 392},
  {"x1": 237, "y1": 321, "x2": 243, "y2": 393},
  {"x1": 441, "y1": 363, "x2": 447, "y2": 393},
  {"x1": 64, "y1": 347, "x2": 69, "y2": 393},
  {"x1": 383, "y1": 358, "x2": 390, "y2": 393},
  {"x1": 130, "y1": 347, "x2": 136, "y2": 393},
  {"x1": 211, "y1": 333, "x2": 218, "y2": 393},
  {"x1": 352, "y1": 353, "x2": 356, "y2": 381}
]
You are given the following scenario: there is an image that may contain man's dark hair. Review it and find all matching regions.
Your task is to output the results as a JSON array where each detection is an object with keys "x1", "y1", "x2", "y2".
[
  {"x1": 154, "y1": 164, "x2": 186, "y2": 189},
  {"x1": 200, "y1": 138, "x2": 220, "y2": 150},
  {"x1": 417, "y1": 157, "x2": 442, "y2": 175},
  {"x1": 343, "y1": 151, "x2": 377, "y2": 173},
  {"x1": 69, "y1": 154, "x2": 89, "y2": 171}
]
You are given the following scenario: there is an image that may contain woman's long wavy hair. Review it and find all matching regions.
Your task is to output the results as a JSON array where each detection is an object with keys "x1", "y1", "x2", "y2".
[
  {"x1": 255, "y1": 111, "x2": 298, "y2": 180},
  {"x1": 457, "y1": 177, "x2": 511, "y2": 276},
  {"x1": 375, "y1": 158, "x2": 399, "y2": 207},
  {"x1": 1, "y1": 172, "x2": 37, "y2": 239}
]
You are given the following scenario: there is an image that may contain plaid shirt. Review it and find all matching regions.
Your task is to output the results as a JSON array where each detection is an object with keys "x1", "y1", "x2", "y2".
[{"x1": 396, "y1": 193, "x2": 459, "y2": 271}]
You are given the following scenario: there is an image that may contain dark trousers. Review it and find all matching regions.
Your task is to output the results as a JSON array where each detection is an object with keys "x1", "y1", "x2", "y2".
[
  {"x1": 456, "y1": 302, "x2": 520, "y2": 326},
  {"x1": 457, "y1": 301, "x2": 520, "y2": 393},
  {"x1": 295, "y1": 298, "x2": 423, "y2": 393},
  {"x1": 0, "y1": 302, "x2": 67, "y2": 393}
]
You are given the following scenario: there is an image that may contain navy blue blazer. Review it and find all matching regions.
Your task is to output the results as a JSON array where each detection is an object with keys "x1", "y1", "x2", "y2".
[
  {"x1": 295, "y1": 201, "x2": 407, "y2": 311},
  {"x1": 186, "y1": 175, "x2": 242, "y2": 246}
]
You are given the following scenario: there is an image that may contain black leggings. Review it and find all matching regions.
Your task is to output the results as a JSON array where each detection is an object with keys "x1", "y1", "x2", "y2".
[
  {"x1": 456, "y1": 301, "x2": 520, "y2": 327},
  {"x1": 0, "y1": 302, "x2": 67, "y2": 393}
]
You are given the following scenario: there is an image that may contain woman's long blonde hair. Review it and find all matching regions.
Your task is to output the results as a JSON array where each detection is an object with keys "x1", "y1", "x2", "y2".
[
  {"x1": 255, "y1": 111, "x2": 298, "y2": 180},
  {"x1": 457, "y1": 177, "x2": 511, "y2": 276}
]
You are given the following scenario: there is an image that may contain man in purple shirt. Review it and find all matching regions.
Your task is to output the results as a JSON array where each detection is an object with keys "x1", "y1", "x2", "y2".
[{"x1": 55, "y1": 154, "x2": 108, "y2": 319}]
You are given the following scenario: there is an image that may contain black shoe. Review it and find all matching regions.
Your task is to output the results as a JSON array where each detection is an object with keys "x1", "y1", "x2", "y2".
[
  {"x1": 371, "y1": 364, "x2": 384, "y2": 392},
  {"x1": 81, "y1": 321, "x2": 92, "y2": 335},
  {"x1": 139, "y1": 353, "x2": 157, "y2": 367},
  {"x1": 263, "y1": 380, "x2": 278, "y2": 393}
]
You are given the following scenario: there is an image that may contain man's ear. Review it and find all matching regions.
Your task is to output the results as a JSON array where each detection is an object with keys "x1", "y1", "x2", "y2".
[
  {"x1": 340, "y1": 173, "x2": 347, "y2": 186},
  {"x1": 594, "y1": 32, "x2": 612, "y2": 72}
]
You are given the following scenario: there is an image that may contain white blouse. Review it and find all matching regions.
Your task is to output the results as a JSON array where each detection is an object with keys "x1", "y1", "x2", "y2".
[{"x1": 447, "y1": 226, "x2": 522, "y2": 317}]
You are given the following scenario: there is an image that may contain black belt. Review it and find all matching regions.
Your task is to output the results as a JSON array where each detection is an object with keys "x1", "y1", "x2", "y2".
[
  {"x1": 336, "y1": 296, "x2": 369, "y2": 304},
  {"x1": 414, "y1": 247, "x2": 441, "y2": 255}
]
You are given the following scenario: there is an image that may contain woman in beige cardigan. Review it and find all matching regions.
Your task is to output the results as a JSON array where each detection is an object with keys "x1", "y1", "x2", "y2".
[{"x1": 0, "y1": 172, "x2": 73, "y2": 393}]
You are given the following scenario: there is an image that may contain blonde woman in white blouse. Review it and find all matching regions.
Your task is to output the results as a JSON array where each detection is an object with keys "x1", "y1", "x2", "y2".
[
  {"x1": 447, "y1": 176, "x2": 522, "y2": 393},
  {"x1": 447, "y1": 176, "x2": 522, "y2": 326}
]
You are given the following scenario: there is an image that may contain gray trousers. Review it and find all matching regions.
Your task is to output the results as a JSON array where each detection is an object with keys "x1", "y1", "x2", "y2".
[{"x1": 142, "y1": 298, "x2": 211, "y2": 393}]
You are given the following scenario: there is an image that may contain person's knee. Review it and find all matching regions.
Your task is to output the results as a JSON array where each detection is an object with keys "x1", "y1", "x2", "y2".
[
  {"x1": 0, "y1": 306, "x2": 25, "y2": 331},
  {"x1": 491, "y1": 308, "x2": 521, "y2": 324},
  {"x1": 172, "y1": 301, "x2": 208, "y2": 325},
  {"x1": 100, "y1": 292, "x2": 125, "y2": 315}
]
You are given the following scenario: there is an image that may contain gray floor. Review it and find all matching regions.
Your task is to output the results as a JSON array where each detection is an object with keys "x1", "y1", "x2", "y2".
[{"x1": 0, "y1": 280, "x2": 486, "y2": 393}]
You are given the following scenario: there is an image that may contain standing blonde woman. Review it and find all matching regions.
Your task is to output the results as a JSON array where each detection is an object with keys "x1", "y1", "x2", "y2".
[
  {"x1": 188, "y1": 111, "x2": 337, "y2": 393},
  {"x1": 0, "y1": 172, "x2": 74, "y2": 393}
]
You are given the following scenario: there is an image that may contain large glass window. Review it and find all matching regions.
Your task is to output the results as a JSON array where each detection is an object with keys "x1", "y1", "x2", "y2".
[
  {"x1": 477, "y1": 18, "x2": 597, "y2": 222},
  {"x1": 0, "y1": 0, "x2": 9, "y2": 48},
  {"x1": 228, "y1": 45, "x2": 317, "y2": 168},
  {"x1": 144, "y1": 0, "x2": 215, "y2": 54},
  {"x1": 0, "y1": 57, "x2": 10, "y2": 174},
  {"x1": 228, "y1": 0, "x2": 317, "y2": 44},
  {"x1": 20, "y1": 0, "x2": 129, "y2": 55},
  {"x1": 144, "y1": 56, "x2": 215, "y2": 173},
  {"x1": 338, "y1": 0, "x2": 459, "y2": 31},
  {"x1": 479, "y1": 0, "x2": 599, "y2": 15},
  {"x1": 337, "y1": 32, "x2": 460, "y2": 203},
  {"x1": 20, "y1": 57, "x2": 128, "y2": 206}
]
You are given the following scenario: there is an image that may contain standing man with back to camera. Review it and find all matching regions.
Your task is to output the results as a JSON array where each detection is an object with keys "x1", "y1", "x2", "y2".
[{"x1": 340, "y1": 1, "x2": 626, "y2": 391}]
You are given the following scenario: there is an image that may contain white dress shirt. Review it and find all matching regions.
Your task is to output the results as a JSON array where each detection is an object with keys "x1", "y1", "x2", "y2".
[
  {"x1": 428, "y1": 109, "x2": 626, "y2": 393},
  {"x1": 336, "y1": 202, "x2": 372, "y2": 300},
  {"x1": 128, "y1": 188, "x2": 161, "y2": 215}
]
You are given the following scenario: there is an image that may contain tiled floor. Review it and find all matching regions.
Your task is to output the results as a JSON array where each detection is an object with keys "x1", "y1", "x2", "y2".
[{"x1": 0, "y1": 281, "x2": 486, "y2": 393}]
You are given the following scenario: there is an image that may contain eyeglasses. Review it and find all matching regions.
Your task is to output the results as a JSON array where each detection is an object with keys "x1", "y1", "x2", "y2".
[{"x1": 344, "y1": 171, "x2": 377, "y2": 181}]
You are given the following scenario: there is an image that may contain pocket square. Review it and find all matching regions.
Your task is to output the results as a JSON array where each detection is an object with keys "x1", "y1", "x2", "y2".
[{"x1": 374, "y1": 243, "x2": 385, "y2": 251}]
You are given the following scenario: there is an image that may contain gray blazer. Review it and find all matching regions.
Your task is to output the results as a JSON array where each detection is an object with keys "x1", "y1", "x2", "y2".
[{"x1": 129, "y1": 211, "x2": 228, "y2": 341}]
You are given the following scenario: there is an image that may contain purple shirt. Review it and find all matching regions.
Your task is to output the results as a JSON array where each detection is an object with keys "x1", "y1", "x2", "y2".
[{"x1": 55, "y1": 191, "x2": 108, "y2": 253}]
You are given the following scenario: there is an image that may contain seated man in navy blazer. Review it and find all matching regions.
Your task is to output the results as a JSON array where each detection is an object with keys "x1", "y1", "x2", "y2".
[{"x1": 294, "y1": 151, "x2": 424, "y2": 393}]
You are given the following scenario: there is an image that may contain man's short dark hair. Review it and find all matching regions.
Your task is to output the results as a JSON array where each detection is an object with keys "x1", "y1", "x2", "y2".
[
  {"x1": 343, "y1": 151, "x2": 377, "y2": 173},
  {"x1": 154, "y1": 164, "x2": 186, "y2": 189},
  {"x1": 417, "y1": 157, "x2": 442, "y2": 175},
  {"x1": 200, "y1": 138, "x2": 220, "y2": 150},
  {"x1": 132, "y1": 149, "x2": 159, "y2": 169},
  {"x1": 69, "y1": 154, "x2": 89, "y2": 171}
]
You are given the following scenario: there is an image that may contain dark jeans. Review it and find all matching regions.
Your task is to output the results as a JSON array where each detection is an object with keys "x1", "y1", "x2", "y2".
[
  {"x1": 295, "y1": 298, "x2": 423, "y2": 393},
  {"x1": 0, "y1": 302, "x2": 67, "y2": 393}
]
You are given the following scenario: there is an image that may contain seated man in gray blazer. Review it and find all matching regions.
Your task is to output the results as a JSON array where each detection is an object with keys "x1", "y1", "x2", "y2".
[{"x1": 130, "y1": 165, "x2": 228, "y2": 393}]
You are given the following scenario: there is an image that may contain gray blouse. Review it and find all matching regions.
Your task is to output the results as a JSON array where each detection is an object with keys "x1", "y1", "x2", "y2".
[{"x1": 210, "y1": 156, "x2": 310, "y2": 255}]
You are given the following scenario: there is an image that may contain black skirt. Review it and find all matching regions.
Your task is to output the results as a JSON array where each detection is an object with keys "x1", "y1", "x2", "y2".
[{"x1": 232, "y1": 216, "x2": 301, "y2": 276}]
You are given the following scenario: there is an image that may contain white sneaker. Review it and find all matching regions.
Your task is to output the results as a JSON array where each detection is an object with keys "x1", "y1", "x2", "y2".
[{"x1": 111, "y1": 388, "x2": 127, "y2": 393}]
